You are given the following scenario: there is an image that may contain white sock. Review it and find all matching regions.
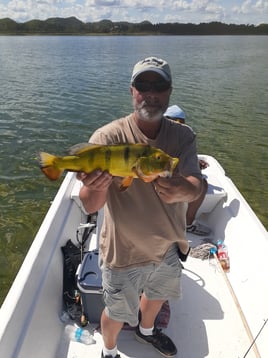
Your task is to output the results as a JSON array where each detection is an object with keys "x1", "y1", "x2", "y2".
[
  {"x1": 139, "y1": 324, "x2": 154, "y2": 336},
  {"x1": 102, "y1": 345, "x2": 118, "y2": 358}
]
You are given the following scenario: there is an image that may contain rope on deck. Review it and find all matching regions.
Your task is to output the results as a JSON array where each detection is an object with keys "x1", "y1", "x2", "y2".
[{"x1": 189, "y1": 243, "x2": 216, "y2": 260}]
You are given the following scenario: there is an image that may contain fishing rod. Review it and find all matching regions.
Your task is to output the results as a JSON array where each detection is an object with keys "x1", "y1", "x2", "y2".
[
  {"x1": 211, "y1": 251, "x2": 262, "y2": 358},
  {"x1": 242, "y1": 318, "x2": 268, "y2": 358}
]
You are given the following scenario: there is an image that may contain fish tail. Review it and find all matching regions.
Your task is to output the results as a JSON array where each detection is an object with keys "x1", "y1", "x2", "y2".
[{"x1": 38, "y1": 152, "x2": 63, "y2": 180}]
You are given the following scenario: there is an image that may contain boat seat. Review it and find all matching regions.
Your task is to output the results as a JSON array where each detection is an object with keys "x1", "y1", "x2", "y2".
[{"x1": 196, "y1": 175, "x2": 227, "y2": 217}]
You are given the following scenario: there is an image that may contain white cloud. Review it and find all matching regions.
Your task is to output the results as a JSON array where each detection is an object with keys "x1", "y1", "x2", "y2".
[
  {"x1": 230, "y1": 0, "x2": 268, "y2": 24},
  {"x1": 0, "y1": 0, "x2": 267, "y2": 24}
]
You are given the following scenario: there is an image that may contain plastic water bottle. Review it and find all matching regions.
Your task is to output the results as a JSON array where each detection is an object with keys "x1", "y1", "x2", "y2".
[
  {"x1": 216, "y1": 240, "x2": 230, "y2": 272},
  {"x1": 64, "y1": 324, "x2": 96, "y2": 345}
]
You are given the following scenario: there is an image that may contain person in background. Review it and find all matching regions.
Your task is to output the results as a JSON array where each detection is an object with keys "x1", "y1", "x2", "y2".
[
  {"x1": 78, "y1": 57, "x2": 203, "y2": 358},
  {"x1": 164, "y1": 105, "x2": 211, "y2": 236}
]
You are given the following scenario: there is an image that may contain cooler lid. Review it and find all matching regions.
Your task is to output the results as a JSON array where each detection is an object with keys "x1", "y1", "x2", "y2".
[{"x1": 78, "y1": 250, "x2": 102, "y2": 289}]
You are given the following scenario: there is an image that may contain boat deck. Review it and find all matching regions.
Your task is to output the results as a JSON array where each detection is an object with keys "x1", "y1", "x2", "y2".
[
  {"x1": 1, "y1": 159, "x2": 267, "y2": 358},
  {"x1": 60, "y1": 254, "x2": 256, "y2": 358}
]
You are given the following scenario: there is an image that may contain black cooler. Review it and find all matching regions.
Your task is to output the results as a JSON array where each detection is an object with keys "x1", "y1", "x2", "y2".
[{"x1": 77, "y1": 250, "x2": 104, "y2": 323}]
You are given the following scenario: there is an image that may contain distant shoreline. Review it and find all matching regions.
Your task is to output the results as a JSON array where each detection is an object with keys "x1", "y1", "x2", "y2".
[
  {"x1": 1, "y1": 17, "x2": 268, "y2": 35},
  {"x1": 1, "y1": 33, "x2": 268, "y2": 36}
]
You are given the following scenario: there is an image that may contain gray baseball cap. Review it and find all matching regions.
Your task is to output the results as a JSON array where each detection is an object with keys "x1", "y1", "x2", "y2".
[{"x1": 131, "y1": 57, "x2": 172, "y2": 83}]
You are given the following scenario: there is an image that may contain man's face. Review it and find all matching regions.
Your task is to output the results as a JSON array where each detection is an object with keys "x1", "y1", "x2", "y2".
[{"x1": 131, "y1": 71, "x2": 172, "y2": 122}]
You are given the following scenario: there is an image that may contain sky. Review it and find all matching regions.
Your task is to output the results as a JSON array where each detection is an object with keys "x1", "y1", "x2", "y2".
[{"x1": 0, "y1": 0, "x2": 267, "y2": 25}]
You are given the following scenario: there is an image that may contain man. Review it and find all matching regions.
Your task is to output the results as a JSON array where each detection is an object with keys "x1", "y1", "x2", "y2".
[
  {"x1": 78, "y1": 57, "x2": 202, "y2": 358},
  {"x1": 164, "y1": 105, "x2": 211, "y2": 236}
]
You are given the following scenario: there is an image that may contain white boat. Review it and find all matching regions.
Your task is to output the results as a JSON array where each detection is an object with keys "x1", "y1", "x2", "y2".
[{"x1": 0, "y1": 155, "x2": 268, "y2": 358}]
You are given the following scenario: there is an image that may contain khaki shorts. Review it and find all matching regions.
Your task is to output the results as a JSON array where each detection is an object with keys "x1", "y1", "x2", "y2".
[{"x1": 101, "y1": 244, "x2": 182, "y2": 326}]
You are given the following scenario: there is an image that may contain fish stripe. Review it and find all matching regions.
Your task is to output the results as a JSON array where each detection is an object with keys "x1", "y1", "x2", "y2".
[
  {"x1": 88, "y1": 148, "x2": 95, "y2": 166},
  {"x1": 142, "y1": 145, "x2": 150, "y2": 157},
  {"x1": 124, "y1": 146, "x2": 130, "y2": 164},
  {"x1": 105, "y1": 148, "x2": 112, "y2": 167}
]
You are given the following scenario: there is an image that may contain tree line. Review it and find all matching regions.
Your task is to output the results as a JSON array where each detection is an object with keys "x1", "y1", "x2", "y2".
[{"x1": 0, "y1": 17, "x2": 268, "y2": 35}]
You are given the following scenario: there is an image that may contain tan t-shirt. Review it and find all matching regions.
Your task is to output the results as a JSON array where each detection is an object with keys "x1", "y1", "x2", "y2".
[{"x1": 90, "y1": 114, "x2": 202, "y2": 269}]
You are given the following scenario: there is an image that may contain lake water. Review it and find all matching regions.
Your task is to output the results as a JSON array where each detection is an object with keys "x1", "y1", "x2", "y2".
[{"x1": 0, "y1": 35, "x2": 267, "y2": 304}]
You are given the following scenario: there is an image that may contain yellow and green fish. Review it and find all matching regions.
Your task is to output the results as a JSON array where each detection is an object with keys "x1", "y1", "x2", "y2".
[{"x1": 38, "y1": 143, "x2": 178, "y2": 191}]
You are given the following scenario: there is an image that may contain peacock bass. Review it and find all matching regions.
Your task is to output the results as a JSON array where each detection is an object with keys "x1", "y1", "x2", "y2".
[{"x1": 38, "y1": 143, "x2": 179, "y2": 191}]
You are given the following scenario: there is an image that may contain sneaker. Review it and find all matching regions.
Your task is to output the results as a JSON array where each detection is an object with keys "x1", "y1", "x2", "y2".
[
  {"x1": 135, "y1": 326, "x2": 177, "y2": 357},
  {"x1": 187, "y1": 220, "x2": 211, "y2": 236},
  {"x1": 101, "y1": 352, "x2": 121, "y2": 358}
]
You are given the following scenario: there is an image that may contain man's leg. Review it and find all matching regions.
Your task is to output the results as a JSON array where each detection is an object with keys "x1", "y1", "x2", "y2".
[
  {"x1": 139, "y1": 293, "x2": 165, "y2": 328},
  {"x1": 101, "y1": 309, "x2": 124, "y2": 349}
]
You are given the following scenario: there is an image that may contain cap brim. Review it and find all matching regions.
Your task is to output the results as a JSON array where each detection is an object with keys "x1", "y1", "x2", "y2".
[{"x1": 132, "y1": 68, "x2": 171, "y2": 83}]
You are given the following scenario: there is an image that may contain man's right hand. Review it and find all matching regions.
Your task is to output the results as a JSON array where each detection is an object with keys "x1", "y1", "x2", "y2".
[
  {"x1": 77, "y1": 170, "x2": 113, "y2": 192},
  {"x1": 77, "y1": 170, "x2": 113, "y2": 214}
]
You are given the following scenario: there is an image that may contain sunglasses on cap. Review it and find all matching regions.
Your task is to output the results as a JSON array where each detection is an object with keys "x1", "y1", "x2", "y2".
[
  {"x1": 132, "y1": 80, "x2": 171, "y2": 93},
  {"x1": 165, "y1": 116, "x2": 185, "y2": 124}
]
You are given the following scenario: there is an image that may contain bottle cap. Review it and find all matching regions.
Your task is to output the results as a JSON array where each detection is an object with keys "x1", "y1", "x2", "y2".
[
  {"x1": 210, "y1": 247, "x2": 217, "y2": 254},
  {"x1": 75, "y1": 327, "x2": 83, "y2": 341}
]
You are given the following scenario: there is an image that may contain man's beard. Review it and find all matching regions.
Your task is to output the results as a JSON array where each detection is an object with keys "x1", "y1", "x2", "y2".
[{"x1": 134, "y1": 101, "x2": 164, "y2": 122}]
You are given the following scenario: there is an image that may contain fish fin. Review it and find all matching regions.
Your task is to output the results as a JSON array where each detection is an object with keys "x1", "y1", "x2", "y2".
[
  {"x1": 38, "y1": 152, "x2": 63, "y2": 180},
  {"x1": 68, "y1": 143, "x2": 102, "y2": 155},
  {"x1": 120, "y1": 176, "x2": 133, "y2": 191},
  {"x1": 139, "y1": 175, "x2": 158, "y2": 183},
  {"x1": 41, "y1": 166, "x2": 63, "y2": 181}
]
